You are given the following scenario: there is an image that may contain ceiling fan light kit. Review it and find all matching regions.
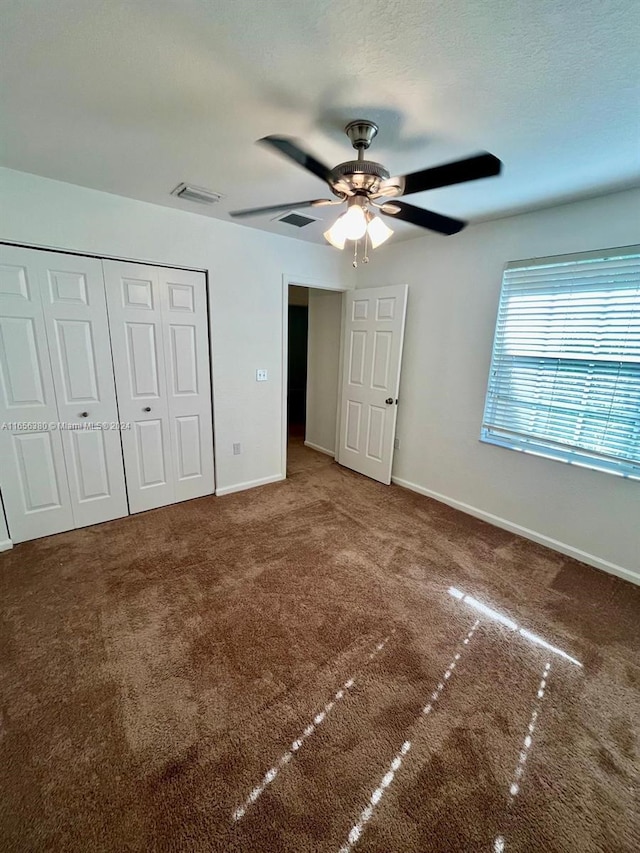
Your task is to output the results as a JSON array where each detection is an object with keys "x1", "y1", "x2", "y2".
[{"x1": 229, "y1": 119, "x2": 502, "y2": 265}]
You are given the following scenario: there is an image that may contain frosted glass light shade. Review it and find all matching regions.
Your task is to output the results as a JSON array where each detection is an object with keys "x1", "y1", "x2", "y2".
[
  {"x1": 324, "y1": 220, "x2": 347, "y2": 249},
  {"x1": 340, "y1": 204, "x2": 367, "y2": 239},
  {"x1": 367, "y1": 214, "x2": 393, "y2": 248}
]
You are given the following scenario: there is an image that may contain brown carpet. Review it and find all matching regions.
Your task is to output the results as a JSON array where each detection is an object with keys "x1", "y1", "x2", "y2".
[{"x1": 1, "y1": 439, "x2": 638, "y2": 852}]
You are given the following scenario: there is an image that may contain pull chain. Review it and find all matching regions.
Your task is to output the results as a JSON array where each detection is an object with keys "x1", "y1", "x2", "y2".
[{"x1": 353, "y1": 240, "x2": 358, "y2": 268}]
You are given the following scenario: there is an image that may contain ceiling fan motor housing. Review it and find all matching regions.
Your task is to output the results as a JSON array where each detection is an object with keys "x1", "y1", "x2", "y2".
[{"x1": 329, "y1": 159, "x2": 390, "y2": 195}]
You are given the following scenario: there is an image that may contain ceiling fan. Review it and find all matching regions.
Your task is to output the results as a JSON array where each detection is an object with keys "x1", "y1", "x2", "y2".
[{"x1": 230, "y1": 120, "x2": 502, "y2": 262}]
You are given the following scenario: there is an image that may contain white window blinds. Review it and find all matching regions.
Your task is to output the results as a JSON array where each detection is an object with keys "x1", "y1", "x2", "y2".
[{"x1": 481, "y1": 245, "x2": 640, "y2": 479}]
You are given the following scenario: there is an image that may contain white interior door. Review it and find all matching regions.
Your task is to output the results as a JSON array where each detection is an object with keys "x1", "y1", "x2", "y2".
[
  {"x1": 103, "y1": 260, "x2": 214, "y2": 513},
  {"x1": 158, "y1": 267, "x2": 215, "y2": 502},
  {"x1": 337, "y1": 284, "x2": 408, "y2": 484},
  {"x1": 37, "y1": 251, "x2": 129, "y2": 527},
  {"x1": 0, "y1": 245, "x2": 74, "y2": 541}
]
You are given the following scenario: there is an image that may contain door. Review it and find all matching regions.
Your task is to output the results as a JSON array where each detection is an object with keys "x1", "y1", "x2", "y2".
[
  {"x1": 157, "y1": 266, "x2": 215, "y2": 503},
  {"x1": 0, "y1": 245, "x2": 74, "y2": 541},
  {"x1": 103, "y1": 261, "x2": 174, "y2": 513},
  {"x1": 337, "y1": 285, "x2": 408, "y2": 484},
  {"x1": 103, "y1": 261, "x2": 214, "y2": 512},
  {"x1": 38, "y1": 251, "x2": 128, "y2": 527}
]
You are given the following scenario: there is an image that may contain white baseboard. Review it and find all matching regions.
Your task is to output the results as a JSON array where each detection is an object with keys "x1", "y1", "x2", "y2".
[
  {"x1": 0, "y1": 539, "x2": 13, "y2": 552},
  {"x1": 216, "y1": 473, "x2": 285, "y2": 497},
  {"x1": 304, "y1": 440, "x2": 335, "y2": 457},
  {"x1": 391, "y1": 476, "x2": 640, "y2": 587}
]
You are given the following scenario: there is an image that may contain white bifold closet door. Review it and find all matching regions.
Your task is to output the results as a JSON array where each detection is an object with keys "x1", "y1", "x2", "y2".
[
  {"x1": 0, "y1": 246, "x2": 128, "y2": 541},
  {"x1": 103, "y1": 261, "x2": 214, "y2": 513}
]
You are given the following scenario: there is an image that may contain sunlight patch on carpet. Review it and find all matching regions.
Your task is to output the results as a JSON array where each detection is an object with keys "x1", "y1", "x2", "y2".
[
  {"x1": 232, "y1": 635, "x2": 390, "y2": 822},
  {"x1": 493, "y1": 661, "x2": 552, "y2": 851},
  {"x1": 337, "y1": 620, "x2": 480, "y2": 852},
  {"x1": 448, "y1": 587, "x2": 582, "y2": 666},
  {"x1": 508, "y1": 662, "x2": 551, "y2": 800}
]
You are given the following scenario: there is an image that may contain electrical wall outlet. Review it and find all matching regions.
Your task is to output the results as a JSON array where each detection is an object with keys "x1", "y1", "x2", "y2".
[
  {"x1": 233, "y1": 442, "x2": 241, "y2": 455},
  {"x1": 256, "y1": 369, "x2": 268, "y2": 381},
  {"x1": 394, "y1": 437, "x2": 400, "y2": 449}
]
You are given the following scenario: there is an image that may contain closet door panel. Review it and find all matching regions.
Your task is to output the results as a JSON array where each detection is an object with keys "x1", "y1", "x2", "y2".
[
  {"x1": 103, "y1": 261, "x2": 175, "y2": 513},
  {"x1": 159, "y1": 268, "x2": 214, "y2": 501},
  {"x1": 0, "y1": 245, "x2": 74, "y2": 541},
  {"x1": 135, "y1": 418, "x2": 168, "y2": 487},
  {"x1": 39, "y1": 252, "x2": 128, "y2": 527},
  {"x1": 11, "y1": 431, "x2": 66, "y2": 513}
]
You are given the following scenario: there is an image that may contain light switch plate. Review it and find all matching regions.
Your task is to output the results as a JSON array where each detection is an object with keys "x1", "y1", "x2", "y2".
[{"x1": 256, "y1": 369, "x2": 268, "y2": 381}]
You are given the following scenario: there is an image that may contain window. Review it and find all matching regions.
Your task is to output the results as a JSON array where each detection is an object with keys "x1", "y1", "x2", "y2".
[{"x1": 481, "y1": 245, "x2": 640, "y2": 479}]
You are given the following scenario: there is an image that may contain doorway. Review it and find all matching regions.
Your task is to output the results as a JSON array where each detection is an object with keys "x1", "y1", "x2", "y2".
[
  {"x1": 283, "y1": 279, "x2": 345, "y2": 477},
  {"x1": 287, "y1": 286, "x2": 309, "y2": 440}
]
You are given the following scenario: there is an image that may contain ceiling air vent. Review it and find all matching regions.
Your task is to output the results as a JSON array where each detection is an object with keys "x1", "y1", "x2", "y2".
[
  {"x1": 275, "y1": 211, "x2": 318, "y2": 228},
  {"x1": 171, "y1": 183, "x2": 224, "y2": 205}
]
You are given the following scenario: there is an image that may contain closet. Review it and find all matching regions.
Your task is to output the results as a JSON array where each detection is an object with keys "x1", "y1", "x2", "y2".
[{"x1": 0, "y1": 245, "x2": 214, "y2": 543}]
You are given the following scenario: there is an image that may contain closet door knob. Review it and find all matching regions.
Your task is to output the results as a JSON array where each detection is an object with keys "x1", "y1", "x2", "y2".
[
  {"x1": 143, "y1": 406, "x2": 151, "y2": 412},
  {"x1": 80, "y1": 411, "x2": 89, "y2": 417}
]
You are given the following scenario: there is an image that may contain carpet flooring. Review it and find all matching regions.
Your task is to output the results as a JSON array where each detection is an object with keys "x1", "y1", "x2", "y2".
[{"x1": 1, "y1": 440, "x2": 638, "y2": 852}]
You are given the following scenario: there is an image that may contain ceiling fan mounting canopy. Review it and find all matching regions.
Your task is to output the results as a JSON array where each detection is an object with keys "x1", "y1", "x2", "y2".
[
  {"x1": 229, "y1": 119, "x2": 503, "y2": 243},
  {"x1": 344, "y1": 119, "x2": 379, "y2": 150}
]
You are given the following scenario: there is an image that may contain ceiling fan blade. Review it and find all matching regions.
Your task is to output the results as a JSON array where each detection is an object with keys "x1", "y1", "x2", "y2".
[
  {"x1": 387, "y1": 152, "x2": 502, "y2": 197},
  {"x1": 259, "y1": 136, "x2": 334, "y2": 185},
  {"x1": 379, "y1": 201, "x2": 466, "y2": 235},
  {"x1": 229, "y1": 199, "x2": 334, "y2": 218}
]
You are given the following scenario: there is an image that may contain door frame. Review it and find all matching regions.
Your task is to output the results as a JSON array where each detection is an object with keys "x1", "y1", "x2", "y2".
[{"x1": 281, "y1": 274, "x2": 349, "y2": 479}]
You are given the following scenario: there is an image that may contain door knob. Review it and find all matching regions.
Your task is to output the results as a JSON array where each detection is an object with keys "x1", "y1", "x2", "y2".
[
  {"x1": 80, "y1": 411, "x2": 89, "y2": 417},
  {"x1": 143, "y1": 406, "x2": 151, "y2": 412},
  {"x1": 385, "y1": 398, "x2": 393, "y2": 405}
]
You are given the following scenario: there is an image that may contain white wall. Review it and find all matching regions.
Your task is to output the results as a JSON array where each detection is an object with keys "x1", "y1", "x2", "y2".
[
  {"x1": 305, "y1": 288, "x2": 343, "y2": 455},
  {"x1": 0, "y1": 167, "x2": 349, "y2": 496},
  {"x1": 358, "y1": 188, "x2": 640, "y2": 583}
]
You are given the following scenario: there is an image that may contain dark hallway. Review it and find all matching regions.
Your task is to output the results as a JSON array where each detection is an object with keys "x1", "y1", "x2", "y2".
[{"x1": 287, "y1": 286, "x2": 308, "y2": 439}]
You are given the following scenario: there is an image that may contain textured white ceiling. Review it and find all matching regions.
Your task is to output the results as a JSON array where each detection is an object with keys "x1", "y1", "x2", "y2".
[{"x1": 1, "y1": 0, "x2": 639, "y2": 246}]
